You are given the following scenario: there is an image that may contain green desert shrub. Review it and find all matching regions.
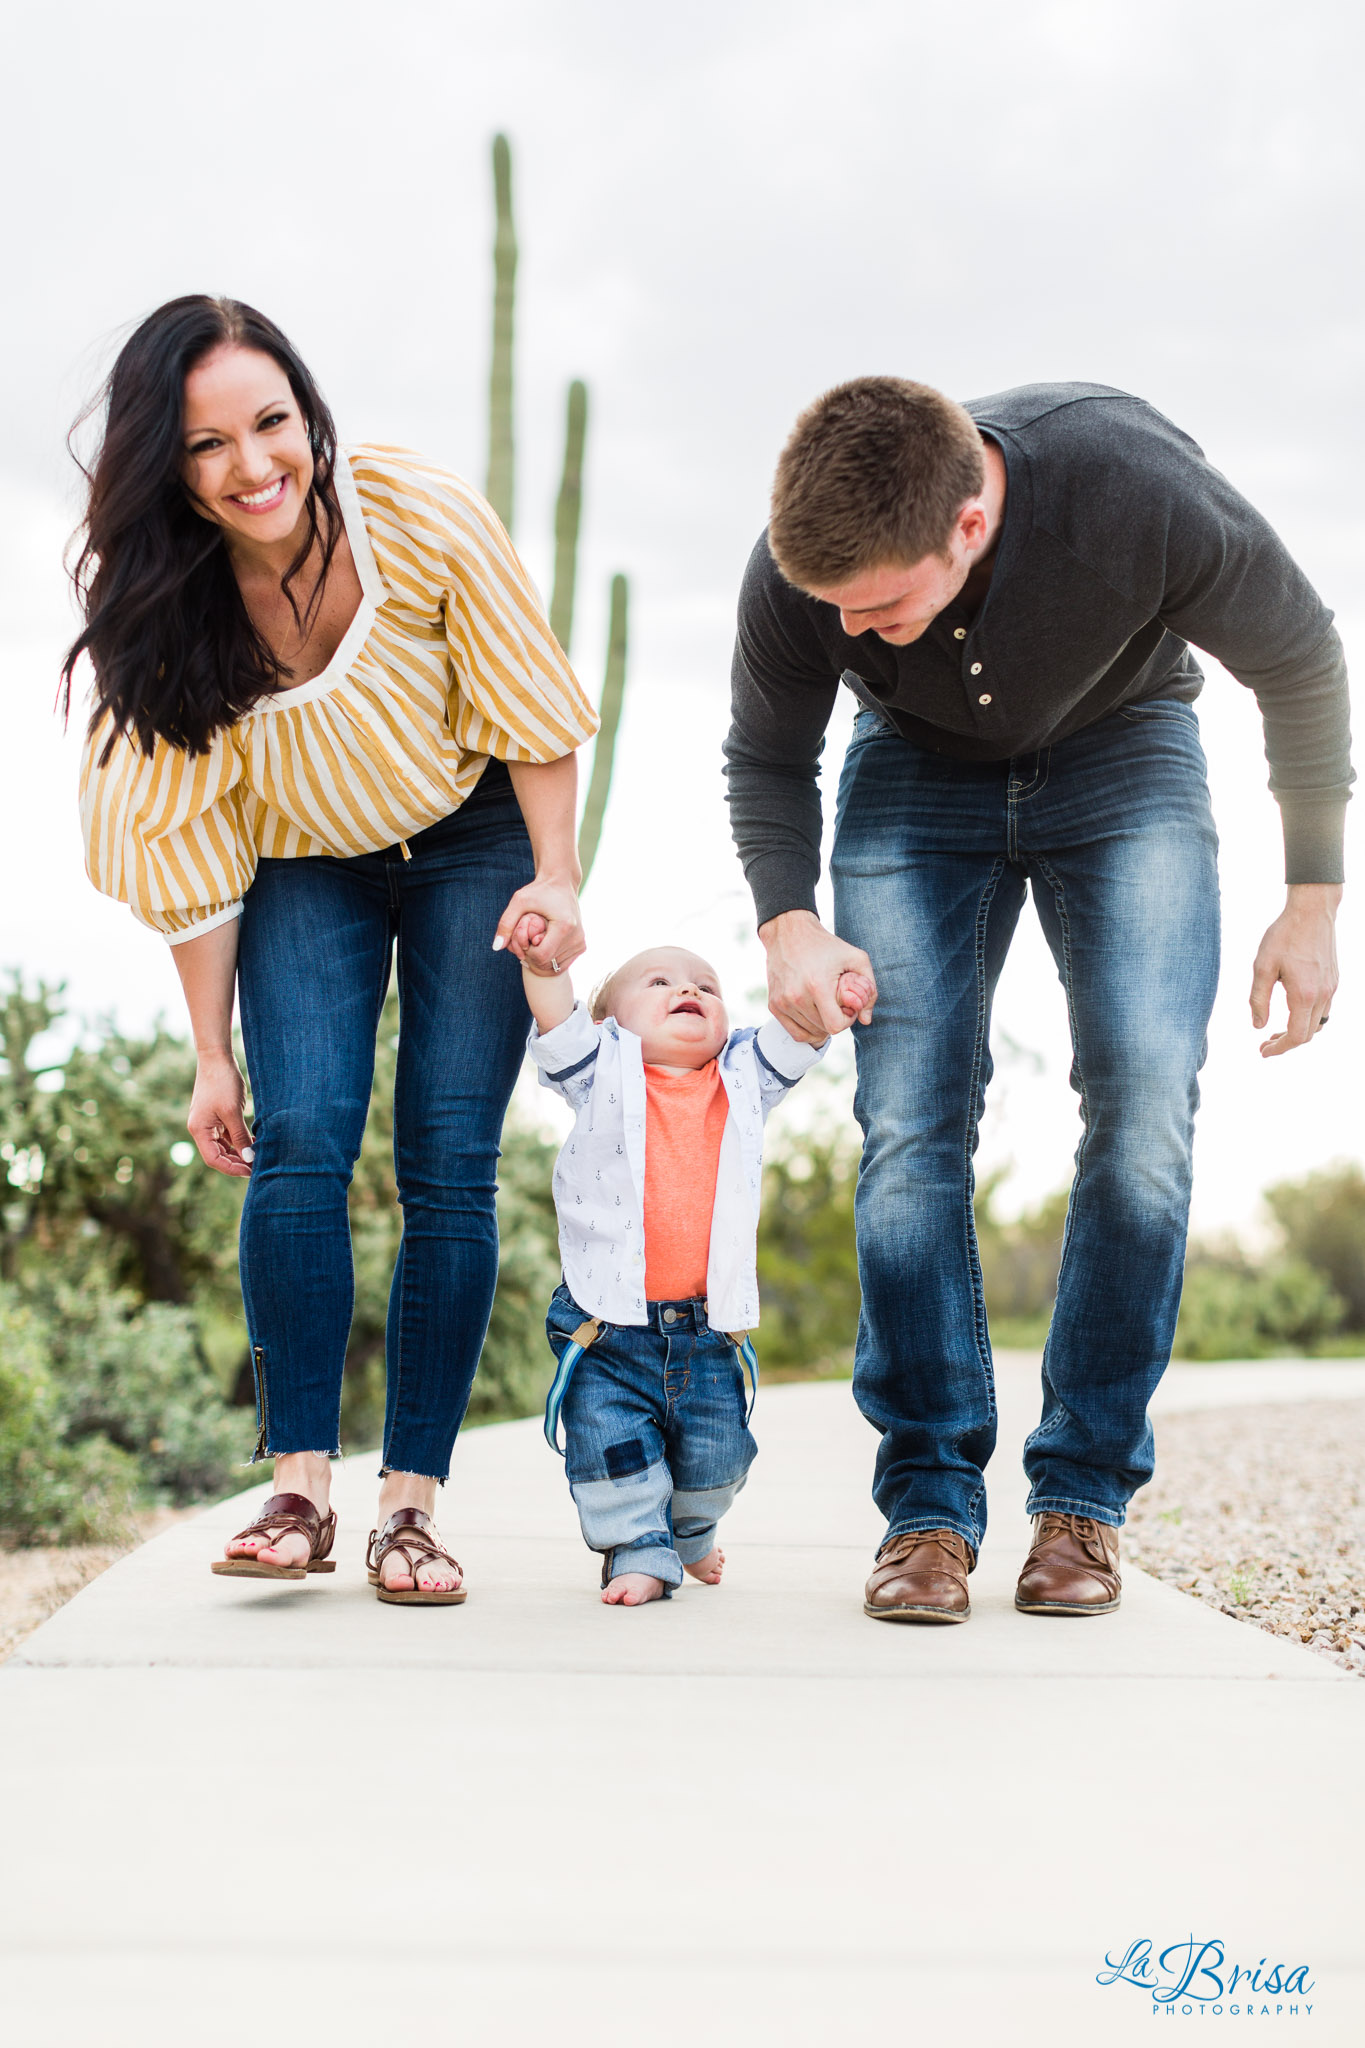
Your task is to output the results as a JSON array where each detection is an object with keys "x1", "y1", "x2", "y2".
[
  {"x1": 467, "y1": 1112, "x2": 564, "y2": 1423},
  {"x1": 1264, "y1": 1162, "x2": 1365, "y2": 1330},
  {"x1": 756, "y1": 1117, "x2": 862, "y2": 1375},
  {"x1": 30, "y1": 1278, "x2": 244, "y2": 1501},
  {"x1": 0, "y1": 1287, "x2": 139, "y2": 1546},
  {"x1": 1173, "y1": 1253, "x2": 1345, "y2": 1360}
]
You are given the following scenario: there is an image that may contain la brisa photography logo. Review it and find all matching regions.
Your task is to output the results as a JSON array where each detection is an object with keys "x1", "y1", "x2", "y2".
[{"x1": 1097, "y1": 1937, "x2": 1315, "y2": 2017}]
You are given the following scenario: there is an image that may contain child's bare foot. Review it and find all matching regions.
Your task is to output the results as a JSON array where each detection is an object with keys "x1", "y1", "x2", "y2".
[
  {"x1": 684, "y1": 1547, "x2": 725, "y2": 1585},
  {"x1": 602, "y1": 1572, "x2": 666, "y2": 1605}
]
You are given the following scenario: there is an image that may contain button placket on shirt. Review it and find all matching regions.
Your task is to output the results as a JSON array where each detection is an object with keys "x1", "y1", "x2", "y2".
[{"x1": 959, "y1": 637, "x2": 993, "y2": 712}]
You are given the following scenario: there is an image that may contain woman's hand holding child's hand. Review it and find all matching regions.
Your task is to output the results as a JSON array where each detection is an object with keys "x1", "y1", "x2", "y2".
[
  {"x1": 493, "y1": 877, "x2": 585, "y2": 975},
  {"x1": 509, "y1": 912, "x2": 551, "y2": 965}
]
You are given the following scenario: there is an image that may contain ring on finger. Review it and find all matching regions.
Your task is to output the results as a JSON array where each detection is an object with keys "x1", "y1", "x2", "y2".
[{"x1": 551, "y1": 957, "x2": 561, "y2": 974}]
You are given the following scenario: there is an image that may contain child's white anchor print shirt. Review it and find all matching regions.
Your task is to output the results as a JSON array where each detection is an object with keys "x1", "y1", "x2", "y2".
[{"x1": 527, "y1": 1003, "x2": 826, "y2": 1330}]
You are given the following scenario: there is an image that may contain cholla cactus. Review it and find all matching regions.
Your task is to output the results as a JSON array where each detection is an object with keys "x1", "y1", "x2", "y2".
[{"x1": 486, "y1": 133, "x2": 517, "y2": 532}]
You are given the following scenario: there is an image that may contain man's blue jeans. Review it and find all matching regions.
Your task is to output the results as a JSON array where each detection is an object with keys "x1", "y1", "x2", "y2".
[
  {"x1": 831, "y1": 701, "x2": 1220, "y2": 1551},
  {"x1": 235, "y1": 763, "x2": 533, "y2": 1479},
  {"x1": 548, "y1": 1287, "x2": 758, "y2": 1588}
]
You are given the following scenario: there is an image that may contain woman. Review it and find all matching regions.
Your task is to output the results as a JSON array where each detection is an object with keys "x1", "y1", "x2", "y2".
[{"x1": 67, "y1": 295, "x2": 597, "y2": 1603}]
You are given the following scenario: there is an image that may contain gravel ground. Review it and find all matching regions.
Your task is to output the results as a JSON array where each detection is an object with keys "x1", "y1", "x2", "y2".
[{"x1": 1127, "y1": 1397, "x2": 1365, "y2": 1677}]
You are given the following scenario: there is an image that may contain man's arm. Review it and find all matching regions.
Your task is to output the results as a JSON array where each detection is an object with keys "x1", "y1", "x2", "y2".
[
  {"x1": 1150, "y1": 450, "x2": 1351, "y2": 1056},
  {"x1": 723, "y1": 533, "x2": 841, "y2": 927},
  {"x1": 1156, "y1": 458, "x2": 1353, "y2": 885},
  {"x1": 725, "y1": 535, "x2": 876, "y2": 1039}
]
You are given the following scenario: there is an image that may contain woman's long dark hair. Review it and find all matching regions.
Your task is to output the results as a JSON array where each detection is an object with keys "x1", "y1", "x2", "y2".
[{"x1": 62, "y1": 295, "x2": 342, "y2": 759}]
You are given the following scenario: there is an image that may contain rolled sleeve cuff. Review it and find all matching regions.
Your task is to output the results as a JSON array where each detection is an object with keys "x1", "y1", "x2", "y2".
[
  {"x1": 755, "y1": 1019, "x2": 829, "y2": 1085},
  {"x1": 157, "y1": 902, "x2": 245, "y2": 946},
  {"x1": 526, "y1": 1000, "x2": 602, "y2": 1077}
]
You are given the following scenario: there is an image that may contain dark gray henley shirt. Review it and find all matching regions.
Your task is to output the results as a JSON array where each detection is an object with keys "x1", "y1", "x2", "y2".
[{"x1": 724, "y1": 382, "x2": 1353, "y2": 927}]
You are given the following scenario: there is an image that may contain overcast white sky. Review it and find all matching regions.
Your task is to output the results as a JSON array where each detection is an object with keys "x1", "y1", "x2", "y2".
[{"x1": 2, "y1": 0, "x2": 1361, "y2": 1232}]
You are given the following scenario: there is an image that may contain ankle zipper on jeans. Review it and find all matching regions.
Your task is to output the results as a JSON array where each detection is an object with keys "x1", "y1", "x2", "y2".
[{"x1": 252, "y1": 1345, "x2": 270, "y2": 1462}]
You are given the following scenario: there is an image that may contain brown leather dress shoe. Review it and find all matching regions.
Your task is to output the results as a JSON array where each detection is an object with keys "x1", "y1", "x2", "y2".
[
  {"x1": 1015, "y1": 1512, "x2": 1121, "y2": 1615},
  {"x1": 864, "y1": 1529, "x2": 974, "y2": 1623}
]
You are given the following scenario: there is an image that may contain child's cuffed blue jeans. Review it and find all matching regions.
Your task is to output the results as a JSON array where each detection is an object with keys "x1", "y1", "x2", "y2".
[{"x1": 547, "y1": 1285, "x2": 757, "y2": 1589}]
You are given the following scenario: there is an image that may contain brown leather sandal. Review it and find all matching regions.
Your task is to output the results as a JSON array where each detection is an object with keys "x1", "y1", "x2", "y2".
[
  {"x1": 210, "y1": 1492, "x2": 338, "y2": 1580},
  {"x1": 366, "y1": 1508, "x2": 467, "y2": 1606}
]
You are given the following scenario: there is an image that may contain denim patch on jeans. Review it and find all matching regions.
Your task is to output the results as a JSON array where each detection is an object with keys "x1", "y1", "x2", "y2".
[
  {"x1": 547, "y1": 1285, "x2": 757, "y2": 1588},
  {"x1": 830, "y1": 702, "x2": 1220, "y2": 1549}
]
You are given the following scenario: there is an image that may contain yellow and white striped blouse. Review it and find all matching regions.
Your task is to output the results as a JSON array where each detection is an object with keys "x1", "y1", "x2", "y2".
[{"x1": 79, "y1": 445, "x2": 599, "y2": 942}]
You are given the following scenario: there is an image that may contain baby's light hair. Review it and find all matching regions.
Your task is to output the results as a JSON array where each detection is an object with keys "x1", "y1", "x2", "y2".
[{"x1": 589, "y1": 971, "x2": 618, "y2": 1023}]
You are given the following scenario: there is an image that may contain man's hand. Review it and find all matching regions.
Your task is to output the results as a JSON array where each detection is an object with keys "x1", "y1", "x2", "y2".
[
  {"x1": 760, "y1": 909, "x2": 877, "y2": 1043},
  {"x1": 1250, "y1": 882, "x2": 1342, "y2": 1058}
]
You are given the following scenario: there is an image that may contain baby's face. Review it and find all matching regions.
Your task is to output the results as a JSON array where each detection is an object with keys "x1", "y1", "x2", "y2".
[{"x1": 606, "y1": 947, "x2": 729, "y2": 1068}]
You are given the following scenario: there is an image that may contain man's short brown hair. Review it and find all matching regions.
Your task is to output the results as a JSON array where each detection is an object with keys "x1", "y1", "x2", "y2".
[{"x1": 768, "y1": 376, "x2": 985, "y2": 588}]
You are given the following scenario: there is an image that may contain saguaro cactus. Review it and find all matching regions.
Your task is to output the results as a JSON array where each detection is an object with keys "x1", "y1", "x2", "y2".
[
  {"x1": 486, "y1": 132, "x2": 517, "y2": 533},
  {"x1": 577, "y1": 573, "x2": 629, "y2": 886},
  {"x1": 549, "y1": 380, "x2": 588, "y2": 655},
  {"x1": 480, "y1": 135, "x2": 630, "y2": 881}
]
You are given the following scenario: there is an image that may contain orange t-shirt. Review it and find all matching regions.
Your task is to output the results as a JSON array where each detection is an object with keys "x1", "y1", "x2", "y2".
[{"x1": 642, "y1": 1059, "x2": 729, "y2": 1303}]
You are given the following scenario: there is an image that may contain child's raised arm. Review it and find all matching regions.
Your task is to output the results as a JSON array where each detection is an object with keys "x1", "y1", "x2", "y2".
[{"x1": 516, "y1": 913, "x2": 577, "y2": 1035}]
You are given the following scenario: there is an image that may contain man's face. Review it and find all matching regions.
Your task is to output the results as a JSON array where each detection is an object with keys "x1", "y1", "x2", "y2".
[{"x1": 805, "y1": 498, "x2": 989, "y2": 645}]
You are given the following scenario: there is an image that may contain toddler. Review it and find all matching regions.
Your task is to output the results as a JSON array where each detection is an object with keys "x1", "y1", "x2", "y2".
[{"x1": 521, "y1": 941, "x2": 871, "y2": 1606}]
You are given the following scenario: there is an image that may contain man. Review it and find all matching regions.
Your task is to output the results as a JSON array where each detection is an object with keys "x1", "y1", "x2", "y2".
[{"x1": 724, "y1": 379, "x2": 1350, "y2": 1624}]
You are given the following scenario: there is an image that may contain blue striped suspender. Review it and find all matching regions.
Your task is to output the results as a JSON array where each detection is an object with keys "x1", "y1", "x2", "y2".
[
  {"x1": 543, "y1": 1317, "x2": 758, "y2": 1454},
  {"x1": 544, "y1": 1318, "x2": 602, "y2": 1454},
  {"x1": 736, "y1": 1333, "x2": 759, "y2": 1420}
]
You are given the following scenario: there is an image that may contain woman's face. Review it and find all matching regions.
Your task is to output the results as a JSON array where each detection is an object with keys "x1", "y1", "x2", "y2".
[{"x1": 181, "y1": 344, "x2": 315, "y2": 549}]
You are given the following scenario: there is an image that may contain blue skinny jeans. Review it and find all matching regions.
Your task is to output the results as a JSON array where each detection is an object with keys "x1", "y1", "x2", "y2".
[
  {"x1": 235, "y1": 762, "x2": 532, "y2": 1478},
  {"x1": 831, "y1": 700, "x2": 1221, "y2": 1551}
]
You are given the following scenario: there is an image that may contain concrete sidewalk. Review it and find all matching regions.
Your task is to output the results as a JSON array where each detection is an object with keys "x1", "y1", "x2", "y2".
[{"x1": 2, "y1": 1356, "x2": 1361, "y2": 2045}]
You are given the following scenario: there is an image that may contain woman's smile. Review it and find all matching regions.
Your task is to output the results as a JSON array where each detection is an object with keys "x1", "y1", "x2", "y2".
[{"x1": 227, "y1": 475, "x2": 289, "y2": 512}]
